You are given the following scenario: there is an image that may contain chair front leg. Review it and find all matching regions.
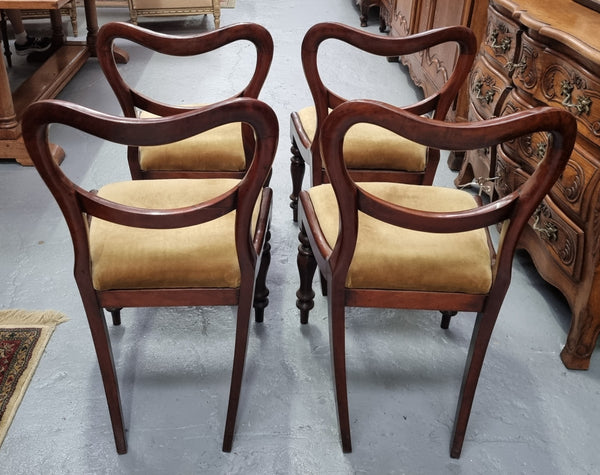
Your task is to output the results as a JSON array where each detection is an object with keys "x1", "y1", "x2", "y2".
[
  {"x1": 253, "y1": 229, "x2": 271, "y2": 323},
  {"x1": 296, "y1": 225, "x2": 317, "y2": 324},
  {"x1": 290, "y1": 139, "x2": 306, "y2": 222}
]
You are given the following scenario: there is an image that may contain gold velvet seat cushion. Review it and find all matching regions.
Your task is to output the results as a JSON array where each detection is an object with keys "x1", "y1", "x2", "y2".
[
  {"x1": 90, "y1": 178, "x2": 255, "y2": 291},
  {"x1": 298, "y1": 106, "x2": 427, "y2": 171},
  {"x1": 138, "y1": 110, "x2": 246, "y2": 172},
  {"x1": 307, "y1": 183, "x2": 493, "y2": 293}
]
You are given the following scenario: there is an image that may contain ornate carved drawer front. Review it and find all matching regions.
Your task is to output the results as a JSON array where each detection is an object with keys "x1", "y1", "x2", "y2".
[
  {"x1": 497, "y1": 89, "x2": 598, "y2": 222},
  {"x1": 484, "y1": 6, "x2": 520, "y2": 71},
  {"x1": 513, "y1": 35, "x2": 600, "y2": 148},
  {"x1": 469, "y1": 56, "x2": 512, "y2": 119},
  {"x1": 550, "y1": 146, "x2": 600, "y2": 223},
  {"x1": 514, "y1": 169, "x2": 585, "y2": 281},
  {"x1": 510, "y1": 32, "x2": 544, "y2": 92},
  {"x1": 498, "y1": 89, "x2": 546, "y2": 174}
]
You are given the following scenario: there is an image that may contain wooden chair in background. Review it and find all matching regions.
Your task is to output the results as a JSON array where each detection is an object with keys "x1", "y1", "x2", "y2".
[
  {"x1": 97, "y1": 21, "x2": 274, "y2": 180},
  {"x1": 23, "y1": 97, "x2": 279, "y2": 454},
  {"x1": 296, "y1": 99, "x2": 576, "y2": 457},
  {"x1": 288, "y1": 22, "x2": 477, "y2": 221}
]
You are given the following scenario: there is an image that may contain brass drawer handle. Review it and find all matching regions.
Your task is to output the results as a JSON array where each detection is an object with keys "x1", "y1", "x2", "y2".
[
  {"x1": 532, "y1": 206, "x2": 558, "y2": 242},
  {"x1": 489, "y1": 29, "x2": 512, "y2": 53},
  {"x1": 560, "y1": 80, "x2": 592, "y2": 116},
  {"x1": 473, "y1": 79, "x2": 496, "y2": 104},
  {"x1": 536, "y1": 142, "x2": 547, "y2": 159},
  {"x1": 458, "y1": 176, "x2": 499, "y2": 196},
  {"x1": 505, "y1": 59, "x2": 527, "y2": 73}
]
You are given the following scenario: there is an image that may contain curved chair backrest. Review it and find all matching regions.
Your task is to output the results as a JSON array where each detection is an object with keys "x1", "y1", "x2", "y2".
[
  {"x1": 97, "y1": 21, "x2": 274, "y2": 118},
  {"x1": 96, "y1": 21, "x2": 275, "y2": 179},
  {"x1": 321, "y1": 100, "x2": 576, "y2": 286},
  {"x1": 23, "y1": 97, "x2": 277, "y2": 240},
  {"x1": 303, "y1": 22, "x2": 478, "y2": 185},
  {"x1": 288, "y1": 22, "x2": 478, "y2": 221}
]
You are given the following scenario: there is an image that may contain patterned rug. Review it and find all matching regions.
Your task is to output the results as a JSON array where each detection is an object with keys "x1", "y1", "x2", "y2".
[{"x1": 0, "y1": 309, "x2": 68, "y2": 448}]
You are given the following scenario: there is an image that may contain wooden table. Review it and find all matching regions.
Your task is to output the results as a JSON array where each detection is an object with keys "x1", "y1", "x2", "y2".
[{"x1": 0, "y1": 0, "x2": 124, "y2": 165}]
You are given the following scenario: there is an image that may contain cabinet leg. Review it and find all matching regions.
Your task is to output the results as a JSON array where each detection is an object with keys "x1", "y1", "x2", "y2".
[
  {"x1": 560, "y1": 294, "x2": 600, "y2": 370},
  {"x1": 448, "y1": 151, "x2": 465, "y2": 172}
]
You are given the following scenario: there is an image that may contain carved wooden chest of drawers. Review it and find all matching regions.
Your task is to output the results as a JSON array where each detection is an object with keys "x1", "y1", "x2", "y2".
[
  {"x1": 456, "y1": 0, "x2": 600, "y2": 369},
  {"x1": 378, "y1": 0, "x2": 489, "y2": 122}
]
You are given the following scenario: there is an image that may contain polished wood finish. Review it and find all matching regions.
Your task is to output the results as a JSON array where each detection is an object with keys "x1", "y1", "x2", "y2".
[
  {"x1": 457, "y1": 0, "x2": 600, "y2": 369},
  {"x1": 296, "y1": 99, "x2": 576, "y2": 457},
  {"x1": 289, "y1": 22, "x2": 477, "y2": 221},
  {"x1": 0, "y1": 0, "x2": 105, "y2": 166},
  {"x1": 22, "y1": 97, "x2": 279, "y2": 453},
  {"x1": 97, "y1": 21, "x2": 274, "y2": 180}
]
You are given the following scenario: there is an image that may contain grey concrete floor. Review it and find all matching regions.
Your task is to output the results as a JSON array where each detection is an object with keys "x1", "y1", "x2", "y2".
[{"x1": 1, "y1": 1, "x2": 599, "y2": 474}]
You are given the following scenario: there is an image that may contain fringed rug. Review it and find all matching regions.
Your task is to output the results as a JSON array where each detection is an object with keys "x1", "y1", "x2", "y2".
[{"x1": 0, "y1": 309, "x2": 68, "y2": 448}]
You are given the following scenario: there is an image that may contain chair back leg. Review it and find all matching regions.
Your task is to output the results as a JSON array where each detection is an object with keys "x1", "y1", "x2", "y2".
[
  {"x1": 329, "y1": 288, "x2": 352, "y2": 453},
  {"x1": 83, "y1": 299, "x2": 127, "y2": 453},
  {"x1": 222, "y1": 280, "x2": 255, "y2": 452},
  {"x1": 450, "y1": 309, "x2": 500, "y2": 458}
]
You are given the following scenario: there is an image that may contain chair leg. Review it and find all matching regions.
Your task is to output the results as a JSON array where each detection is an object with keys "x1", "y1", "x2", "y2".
[
  {"x1": 253, "y1": 229, "x2": 271, "y2": 323},
  {"x1": 440, "y1": 310, "x2": 457, "y2": 329},
  {"x1": 83, "y1": 299, "x2": 127, "y2": 454},
  {"x1": 290, "y1": 139, "x2": 306, "y2": 223},
  {"x1": 329, "y1": 285, "x2": 352, "y2": 453},
  {"x1": 320, "y1": 272, "x2": 328, "y2": 297},
  {"x1": 107, "y1": 307, "x2": 122, "y2": 326},
  {"x1": 450, "y1": 310, "x2": 498, "y2": 458},
  {"x1": 222, "y1": 280, "x2": 253, "y2": 452},
  {"x1": 297, "y1": 226, "x2": 317, "y2": 324},
  {"x1": 70, "y1": 4, "x2": 78, "y2": 37}
]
